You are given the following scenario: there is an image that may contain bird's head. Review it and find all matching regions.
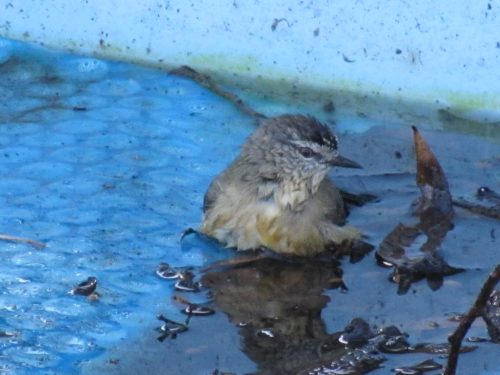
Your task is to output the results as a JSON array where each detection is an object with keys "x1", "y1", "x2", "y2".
[{"x1": 243, "y1": 115, "x2": 361, "y2": 187}]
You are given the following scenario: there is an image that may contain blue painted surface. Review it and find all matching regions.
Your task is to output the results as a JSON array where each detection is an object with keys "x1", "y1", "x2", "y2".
[
  {"x1": 0, "y1": 37, "x2": 499, "y2": 375},
  {"x1": 0, "y1": 37, "x2": 254, "y2": 374}
]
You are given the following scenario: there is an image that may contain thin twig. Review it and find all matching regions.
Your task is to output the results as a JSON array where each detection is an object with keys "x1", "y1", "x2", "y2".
[
  {"x1": 201, "y1": 253, "x2": 267, "y2": 272},
  {"x1": 444, "y1": 264, "x2": 500, "y2": 375},
  {"x1": 0, "y1": 234, "x2": 46, "y2": 249},
  {"x1": 452, "y1": 199, "x2": 500, "y2": 220},
  {"x1": 170, "y1": 65, "x2": 267, "y2": 120}
]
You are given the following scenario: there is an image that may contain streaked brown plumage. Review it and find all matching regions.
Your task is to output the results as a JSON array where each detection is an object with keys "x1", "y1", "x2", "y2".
[{"x1": 201, "y1": 114, "x2": 362, "y2": 257}]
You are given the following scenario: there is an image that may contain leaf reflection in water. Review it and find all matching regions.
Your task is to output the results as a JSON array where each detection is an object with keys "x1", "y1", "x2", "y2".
[{"x1": 376, "y1": 127, "x2": 464, "y2": 294}]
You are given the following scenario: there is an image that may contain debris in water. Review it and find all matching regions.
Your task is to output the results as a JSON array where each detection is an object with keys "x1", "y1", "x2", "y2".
[
  {"x1": 170, "y1": 65, "x2": 266, "y2": 120},
  {"x1": 174, "y1": 270, "x2": 201, "y2": 292},
  {"x1": 376, "y1": 127, "x2": 463, "y2": 294},
  {"x1": 70, "y1": 276, "x2": 98, "y2": 297},
  {"x1": 394, "y1": 358, "x2": 442, "y2": 374},
  {"x1": 452, "y1": 185, "x2": 500, "y2": 220},
  {"x1": 155, "y1": 262, "x2": 181, "y2": 280},
  {"x1": 444, "y1": 264, "x2": 500, "y2": 375},
  {"x1": 155, "y1": 314, "x2": 188, "y2": 342},
  {"x1": 0, "y1": 233, "x2": 46, "y2": 249},
  {"x1": 482, "y1": 289, "x2": 500, "y2": 342}
]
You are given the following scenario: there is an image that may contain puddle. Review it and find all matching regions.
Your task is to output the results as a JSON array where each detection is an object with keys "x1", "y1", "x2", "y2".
[{"x1": 0, "y1": 38, "x2": 498, "y2": 374}]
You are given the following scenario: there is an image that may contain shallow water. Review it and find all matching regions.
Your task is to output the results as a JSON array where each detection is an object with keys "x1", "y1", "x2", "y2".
[{"x1": 0, "y1": 38, "x2": 498, "y2": 375}]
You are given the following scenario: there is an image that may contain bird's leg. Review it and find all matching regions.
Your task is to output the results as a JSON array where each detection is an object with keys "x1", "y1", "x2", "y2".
[
  {"x1": 180, "y1": 227, "x2": 222, "y2": 245},
  {"x1": 180, "y1": 227, "x2": 199, "y2": 241}
]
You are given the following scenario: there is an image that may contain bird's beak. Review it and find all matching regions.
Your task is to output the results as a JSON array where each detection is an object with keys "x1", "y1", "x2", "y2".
[{"x1": 329, "y1": 154, "x2": 363, "y2": 169}]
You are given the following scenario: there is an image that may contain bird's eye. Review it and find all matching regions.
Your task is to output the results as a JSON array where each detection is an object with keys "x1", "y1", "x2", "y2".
[{"x1": 299, "y1": 147, "x2": 314, "y2": 158}]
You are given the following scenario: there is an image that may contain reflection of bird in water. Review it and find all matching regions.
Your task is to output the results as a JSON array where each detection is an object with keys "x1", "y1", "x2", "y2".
[
  {"x1": 201, "y1": 115, "x2": 370, "y2": 257},
  {"x1": 202, "y1": 258, "x2": 348, "y2": 374}
]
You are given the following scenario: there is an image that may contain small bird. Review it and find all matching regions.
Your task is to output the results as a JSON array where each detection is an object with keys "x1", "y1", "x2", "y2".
[{"x1": 201, "y1": 114, "x2": 364, "y2": 257}]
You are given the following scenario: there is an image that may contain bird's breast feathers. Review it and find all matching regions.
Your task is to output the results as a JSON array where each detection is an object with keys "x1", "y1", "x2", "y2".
[{"x1": 201, "y1": 180, "x2": 359, "y2": 256}]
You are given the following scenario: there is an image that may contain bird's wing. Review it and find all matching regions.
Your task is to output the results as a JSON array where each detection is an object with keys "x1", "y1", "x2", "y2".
[{"x1": 202, "y1": 179, "x2": 222, "y2": 213}]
